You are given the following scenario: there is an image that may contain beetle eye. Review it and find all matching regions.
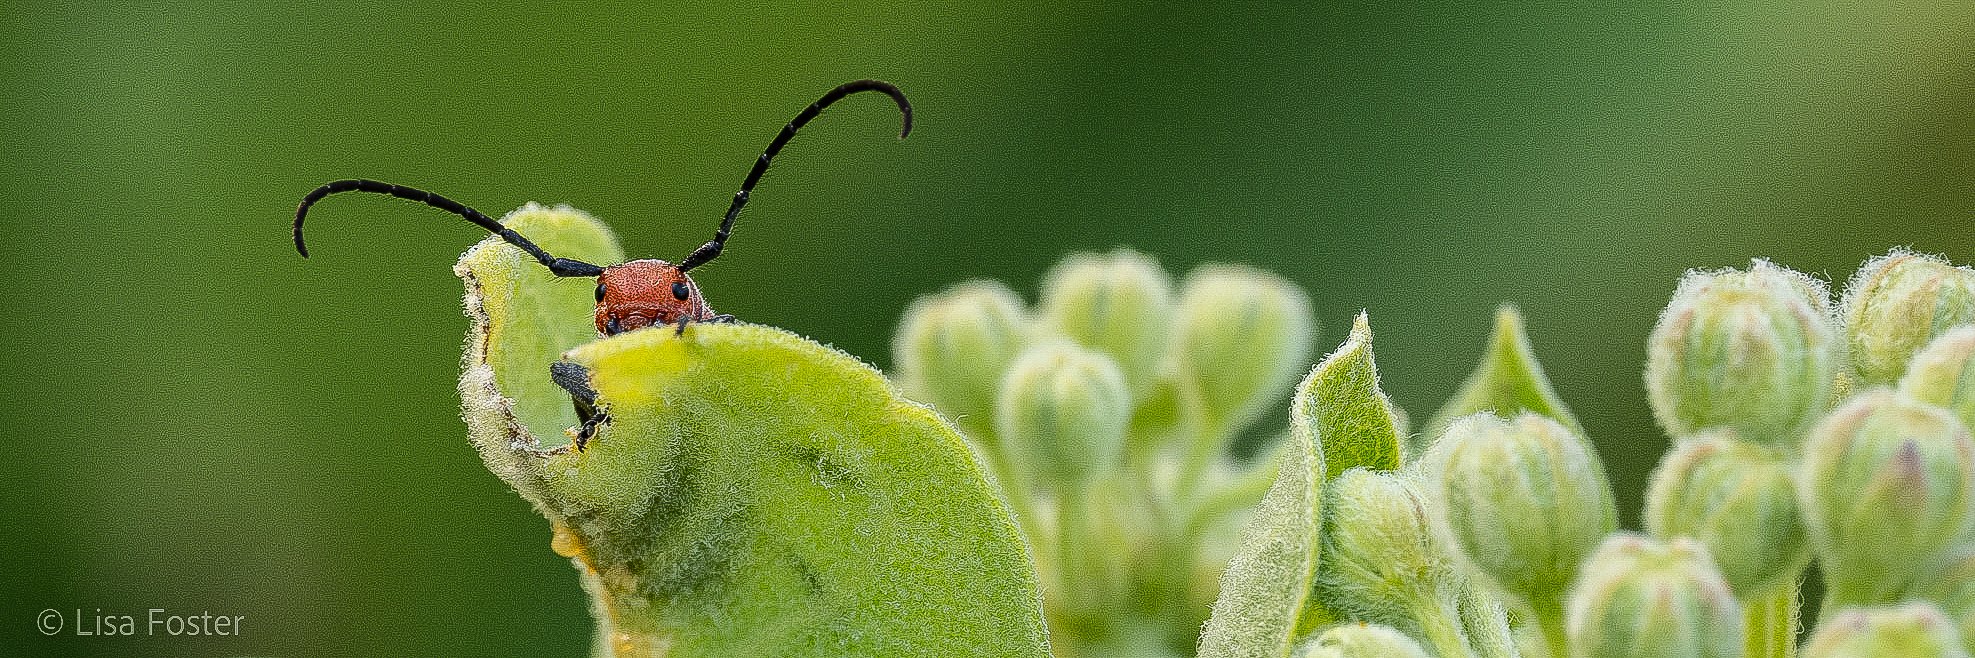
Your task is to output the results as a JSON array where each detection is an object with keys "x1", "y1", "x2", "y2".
[
  {"x1": 671, "y1": 282, "x2": 691, "y2": 300},
  {"x1": 594, "y1": 283, "x2": 606, "y2": 302}
]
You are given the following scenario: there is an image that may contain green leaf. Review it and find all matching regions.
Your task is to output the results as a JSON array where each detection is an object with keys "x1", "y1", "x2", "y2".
[
  {"x1": 455, "y1": 203, "x2": 626, "y2": 451},
  {"x1": 1301, "y1": 312, "x2": 1404, "y2": 479},
  {"x1": 1195, "y1": 382, "x2": 1324, "y2": 658},
  {"x1": 1197, "y1": 312, "x2": 1404, "y2": 658},
  {"x1": 1423, "y1": 305, "x2": 1579, "y2": 455},
  {"x1": 455, "y1": 210, "x2": 1050, "y2": 658}
]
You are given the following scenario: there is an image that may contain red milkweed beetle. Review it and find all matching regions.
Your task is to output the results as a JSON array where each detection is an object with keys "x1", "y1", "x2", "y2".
[
  {"x1": 293, "y1": 79, "x2": 912, "y2": 337},
  {"x1": 294, "y1": 80, "x2": 911, "y2": 449}
]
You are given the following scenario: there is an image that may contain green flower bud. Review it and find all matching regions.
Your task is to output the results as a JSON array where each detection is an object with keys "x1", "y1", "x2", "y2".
[
  {"x1": 1315, "y1": 469, "x2": 1463, "y2": 645},
  {"x1": 893, "y1": 281, "x2": 1031, "y2": 433},
  {"x1": 1901, "y1": 325, "x2": 1975, "y2": 432},
  {"x1": 1039, "y1": 249, "x2": 1175, "y2": 396},
  {"x1": 1912, "y1": 549, "x2": 1975, "y2": 657},
  {"x1": 1425, "y1": 412, "x2": 1616, "y2": 607},
  {"x1": 1803, "y1": 602, "x2": 1971, "y2": 658},
  {"x1": 1565, "y1": 533, "x2": 1743, "y2": 658},
  {"x1": 995, "y1": 341, "x2": 1131, "y2": 492},
  {"x1": 1291, "y1": 623, "x2": 1432, "y2": 658},
  {"x1": 1172, "y1": 264, "x2": 1317, "y2": 434},
  {"x1": 1643, "y1": 431, "x2": 1809, "y2": 597},
  {"x1": 1645, "y1": 259, "x2": 1839, "y2": 449},
  {"x1": 1843, "y1": 250, "x2": 1975, "y2": 385},
  {"x1": 1800, "y1": 389, "x2": 1975, "y2": 606}
]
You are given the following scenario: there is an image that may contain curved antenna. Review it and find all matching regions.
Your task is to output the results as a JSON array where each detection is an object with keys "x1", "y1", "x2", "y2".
[
  {"x1": 678, "y1": 79, "x2": 913, "y2": 272},
  {"x1": 294, "y1": 179, "x2": 606, "y2": 277}
]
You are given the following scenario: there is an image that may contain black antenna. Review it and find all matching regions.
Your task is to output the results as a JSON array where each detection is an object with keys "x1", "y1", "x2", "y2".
[
  {"x1": 294, "y1": 179, "x2": 606, "y2": 277},
  {"x1": 678, "y1": 79, "x2": 912, "y2": 272}
]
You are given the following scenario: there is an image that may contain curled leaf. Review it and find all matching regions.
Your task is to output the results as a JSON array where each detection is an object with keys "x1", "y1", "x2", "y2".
[
  {"x1": 1195, "y1": 397, "x2": 1324, "y2": 658},
  {"x1": 456, "y1": 208, "x2": 1049, "y2": 657}
]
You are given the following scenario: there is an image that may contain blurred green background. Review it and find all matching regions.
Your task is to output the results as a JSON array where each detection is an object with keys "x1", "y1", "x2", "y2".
[{"x1": 3, "y1": 2, "x2": 1970, "y2": 655}]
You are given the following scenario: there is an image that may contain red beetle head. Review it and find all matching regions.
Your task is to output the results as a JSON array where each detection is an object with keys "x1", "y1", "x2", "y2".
[{"x1": 593, "y1": 259, "x2": 714, "y2": 335}]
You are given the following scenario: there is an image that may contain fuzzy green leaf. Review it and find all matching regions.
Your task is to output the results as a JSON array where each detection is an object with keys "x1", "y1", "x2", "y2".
[
  {"x1": 455, "y1": 203, "x2": 626, "y2": 450},
  {"x1": 1196, "y1": 313, "x2": 1405, "y2": 657},
  {"x1": 455, "y1": 209, "x2": 1049, "y2": 658},
  {"x1": 1424, "y1": 305, "x2": 1579, "y2": 454},
  {"x1": 1195, "y1": 383, "x2": 1325, "y2": 658},
  {"x1": 1301, "y1": 312, "x2": 1403, "y2": 479}
]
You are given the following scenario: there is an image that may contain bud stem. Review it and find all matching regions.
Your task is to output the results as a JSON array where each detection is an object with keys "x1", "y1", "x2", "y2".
[
  {"x1": 1054, "y1": 488, "x2": 1104, "y2": 621},
  {"x1": 1743, "y1": 578, "x2": 1801, "y2": 658},
  {"x1": 1531, "y1": 596, "x2": 1569, "y2": 658}
]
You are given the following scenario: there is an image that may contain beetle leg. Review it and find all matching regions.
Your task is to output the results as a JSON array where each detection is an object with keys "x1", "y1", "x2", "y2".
[
  {"x1": 674, "y1": 315, "x2": 692, "y2": 336},
  {"x1": 551, "y1": 361, "x2": 608, "y2": 451},
  {"x1": 710, "y1": 314, "x2": 738, "y2": 324}
]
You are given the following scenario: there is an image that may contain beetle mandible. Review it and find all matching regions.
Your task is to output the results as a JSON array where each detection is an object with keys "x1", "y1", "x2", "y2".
[{"x1": 293, "y1": 79, "x2": 912, "y2": 337}]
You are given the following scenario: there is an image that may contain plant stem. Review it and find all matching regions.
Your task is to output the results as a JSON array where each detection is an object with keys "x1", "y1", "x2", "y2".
[
  {"x1": 1056, "y1": 489, "x2": 1096, "y2": 615},
  {"x1": 1530, "y1": 597, "x2": 1569, "y2": 658},
  {"x1": 1744, "y1": 577, "x2": 1801, "y2": 658}
]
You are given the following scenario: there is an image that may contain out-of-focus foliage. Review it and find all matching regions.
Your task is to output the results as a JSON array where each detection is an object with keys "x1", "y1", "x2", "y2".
[{"x1": 895, "y1": 251, "x2": 1315, "y2": 657}]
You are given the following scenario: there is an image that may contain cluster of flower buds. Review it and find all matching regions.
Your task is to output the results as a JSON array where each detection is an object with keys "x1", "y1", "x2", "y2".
[
  {"x1": 1411, "y1": 251, "x2": 1975, "y2": 657},
  {"x1": 894, "y1": 249, "x2": 1315, "y2": 655},
  {"x1": 1632, "y1": 251, "x2": 1975, "y2": 656}
]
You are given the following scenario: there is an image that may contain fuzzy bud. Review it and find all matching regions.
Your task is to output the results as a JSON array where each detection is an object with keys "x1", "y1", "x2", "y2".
[
  {"x1": 1643, "y1": 431, "x2": 1809, "y2": 597},
  {"x1": 1900, "y1": 325, "x2": 1975, "y2": 432},
  {"x1": 1039, "y1": 249, "x2": 1175, "y2": 396},
  {"x1": 1425, "y1": 412, "x2": 1616, "y2": 607},
  {"x1": 1291, "y1": 623, "x2": 1432, "y2": 658},
  {"x1": 995, "y1": 341, "x2": 1131, "y2": 492},
  {"x1": 1843, "y1": 250, "x2": 1975, "y2": 385},
  {"x1": 1171, "y1": 264, "x2": 1317, "y2": 433},
  {"x1": 1645, "y1": 259, "x2": 1838, "y2": 449},
  {"x1": 1565, "y1": 533, "x2": 1743, "y2": 658},
  {"x1": 1803, "y1": 602, "x2": 1971, "y2": 658},
  {"x1": 1315, "y1": 469, "x2": 1461, "y2": 639},
  {"x1": 893, "y1": 281, "x2": 1031, "y2": 433},
  {"x1": 1800, "y1": 389, "x2": 1975, "y2": 606}
]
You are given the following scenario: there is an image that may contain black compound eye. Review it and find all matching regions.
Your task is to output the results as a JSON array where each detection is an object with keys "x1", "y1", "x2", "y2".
[
  {"x1": 671, "y1": 281, "x2": 691, "y2": 301},
  {"x1": 595, "y1": 283, "x2": 606, "y2": 302}
]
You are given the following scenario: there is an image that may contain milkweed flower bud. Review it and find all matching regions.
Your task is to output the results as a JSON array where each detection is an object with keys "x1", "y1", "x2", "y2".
[
  {"x1": 1039, "y1": 249, "x2": 1175, "y2": 396},
  {"x1": 893, "y1": 281, "x2": 1031, "y2": 432},
  {"x1": 1565, "y1": 533, "x2": 1742, "y2": 658},
  {"x1": 1425, "y1": 412, "x2": 1616, "y2": 607},
  {"x1": 1291, "y1": 623, "x2": 1432, "y2": 658},
  {"x1": 1800, "y1": 389, "x2": 1975, "y2": 606},
  {"x1": 1803, "y1": 602, "x2": 1971, "y2": 658},
  {"x1": 1843, "y1": 250, "x2": 1975, "y2": 385},
  {"x1": 995, "y1": 341, "x2": 1131, "y2": 492},
  {"x1": 1901, "y1": 326, "x2": 1975, "y2": 432},
  {"x1": 1171, "y1": 264, "x2": 1316, "y2": 433},
  {"x1": 1315, "y1": 469, "x2": 1463, "y2": 644},
  {"x1": 1643, "y1": 431, "x2": 1808, "y2": 597},
  {"x1": 1645, "y1": 259, "x2": 1838, "y2": 449}
]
